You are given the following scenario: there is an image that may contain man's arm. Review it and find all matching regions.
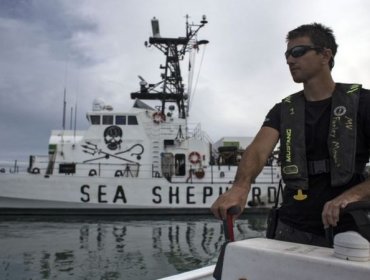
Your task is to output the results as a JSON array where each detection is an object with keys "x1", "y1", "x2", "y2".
[
  {"x1": 322, "y1": 179, "x2": 370, "y2": 227},
  {"x1": 211, "y1": 126, "x2": 279, "y2": 220}
]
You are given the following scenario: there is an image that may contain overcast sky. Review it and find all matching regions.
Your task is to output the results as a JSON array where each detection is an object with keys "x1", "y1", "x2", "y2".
[{"x1": 1, "y1": 0, "x2": 370, "y2": 161}]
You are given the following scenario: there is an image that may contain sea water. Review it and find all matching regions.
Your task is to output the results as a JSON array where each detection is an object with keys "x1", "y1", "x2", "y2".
[{"x1": 0, "y1": 214, "x2": 267, "y2": 280}]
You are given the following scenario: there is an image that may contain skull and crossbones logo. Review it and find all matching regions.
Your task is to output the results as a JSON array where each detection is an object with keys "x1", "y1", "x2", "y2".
[{"x1": 104, "y1": 126, "x2": 122, "y2": 150}]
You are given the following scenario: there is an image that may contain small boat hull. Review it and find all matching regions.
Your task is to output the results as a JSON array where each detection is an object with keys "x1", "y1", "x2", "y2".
[{"x1": 160, "y1": 238, "x2": 370, "y2": 280}]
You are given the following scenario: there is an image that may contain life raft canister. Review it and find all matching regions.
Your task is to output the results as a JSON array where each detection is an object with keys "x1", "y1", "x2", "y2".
[
  {"x1": 188, "y1": 151, "x2": 201, "y2": 164},
  {"x1": 152, "y1": 111, "x2": 166, "y2": 124},
  {"x1": 194, "y1": 168, "x2": 205, "y2": 179}
]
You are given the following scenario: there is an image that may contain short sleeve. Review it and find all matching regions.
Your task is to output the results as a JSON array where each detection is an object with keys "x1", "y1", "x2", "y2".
[{"x1": 262, "y1": 103, "x2": 281, "y2": 132}]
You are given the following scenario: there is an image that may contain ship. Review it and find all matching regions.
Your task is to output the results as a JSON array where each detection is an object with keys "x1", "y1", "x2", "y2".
[{"x1": 0, "y1": 16, "x2": 280, "y2": 215}]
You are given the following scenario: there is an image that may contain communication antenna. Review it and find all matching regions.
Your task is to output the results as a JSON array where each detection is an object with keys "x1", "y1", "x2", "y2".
[
  {"x1": 70, "y1": 106, "x2": 73, "y2": 130},
  {"x1": 73, "y1": 100, "x2": 77, "y2": 142},
  {"x1": 62, "y1": 88, "x2": 67, "y2": 130},
  {"x1": 131, "y1": 15, "x2": 208, "y2": 119}
]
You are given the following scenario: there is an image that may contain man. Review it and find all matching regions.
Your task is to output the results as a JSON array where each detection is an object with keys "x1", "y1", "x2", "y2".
[{"x1": 211, "y1": 23, "x2": 370, "y2": 246}]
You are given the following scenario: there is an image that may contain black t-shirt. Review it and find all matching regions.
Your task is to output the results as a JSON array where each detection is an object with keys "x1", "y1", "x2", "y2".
[{"x1": 263, "y1": 84, "x2": 370, "y2": 236}]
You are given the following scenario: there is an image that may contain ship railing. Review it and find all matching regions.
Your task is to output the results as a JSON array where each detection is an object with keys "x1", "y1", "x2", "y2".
[
  {"x1": 27, "y1": 155, "x2": 49, "y2": 174},
  {"x1": 147, "y1": 121, "x2": 213, "y2": 144},
  {"x1": 41, "y1": 162, "x2": 174, "y2": 179},
  {"x1": 178, "y1": 164, "x2": 280, "y2": 184},
  {"x1": 2, "y1": 159, "x2": 280, "y2": 183},
  {"x1": 17, "y1": 158, "x2": 149, "y2": 178},
  {"x1": 0, "y1": 160, "x2": 29, "y2": 174},
  {"x1": 187, "y1": 122, "x2": 213, "y2": 143},
  {"x1": 49, "y1": 162, "x2": 143, "y2": 178}
]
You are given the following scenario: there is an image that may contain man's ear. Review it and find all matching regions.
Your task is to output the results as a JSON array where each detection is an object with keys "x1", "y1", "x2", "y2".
[{"x1": 321, "y1": 48, "x2": 333, "y2": 68}]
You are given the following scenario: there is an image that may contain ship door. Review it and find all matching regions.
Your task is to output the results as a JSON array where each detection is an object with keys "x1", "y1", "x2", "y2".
[
  {"x1": 175, "y1": 154, "x2": 186, "y2": 176},
  {"x1": 161, "y1": 153, "x2": 174, "y2": 179}
]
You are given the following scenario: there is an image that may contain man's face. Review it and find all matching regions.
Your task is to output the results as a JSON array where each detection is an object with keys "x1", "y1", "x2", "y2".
[{"x1": 286, "y1": 36, "x2": 325, "y2": 83}]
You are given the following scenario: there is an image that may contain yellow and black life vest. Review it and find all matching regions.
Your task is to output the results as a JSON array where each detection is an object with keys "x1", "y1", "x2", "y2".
[{"x1": 280, "y1": 83, "x2": 362, "y2": 190}]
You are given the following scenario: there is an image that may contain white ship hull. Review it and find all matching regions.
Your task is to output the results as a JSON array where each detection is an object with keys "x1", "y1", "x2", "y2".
[{"x1": 0, "y1": 172, "x2": 278, "y2": 215}]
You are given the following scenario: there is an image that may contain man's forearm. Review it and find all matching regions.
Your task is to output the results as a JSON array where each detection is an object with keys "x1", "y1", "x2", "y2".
[
  {"x1": 233, "y1": 146, "x2": 269, "y2": 190},
  {"x1": 342, "y1": 178, "x2": 370, "y2": 202}
]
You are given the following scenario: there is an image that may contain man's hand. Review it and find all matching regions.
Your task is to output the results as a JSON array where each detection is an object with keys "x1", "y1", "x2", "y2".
[
  {"x1": 211, "y1": 186, "x2": 248, "y2": 220},
  {"x1": 322, "y1": 197, "x2": 350, "y2": 228},
  {"x1": 322, "y1": 179, "x2": 370, "y2": 228}
]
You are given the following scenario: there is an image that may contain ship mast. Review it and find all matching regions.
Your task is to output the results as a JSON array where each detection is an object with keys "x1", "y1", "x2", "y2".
[{"x1": 130, "y1": 15, "x2": 208, "y2": 119}]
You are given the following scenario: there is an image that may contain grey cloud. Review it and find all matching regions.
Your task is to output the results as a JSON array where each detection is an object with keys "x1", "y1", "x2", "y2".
[{"x1": 1, "y1": 0, "x2": 370, "y2": 161}]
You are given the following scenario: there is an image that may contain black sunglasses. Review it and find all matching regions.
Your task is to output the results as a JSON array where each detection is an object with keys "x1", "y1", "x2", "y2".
[{"x1": 285, "y1": 45, "x2": 323, "y2": 59}]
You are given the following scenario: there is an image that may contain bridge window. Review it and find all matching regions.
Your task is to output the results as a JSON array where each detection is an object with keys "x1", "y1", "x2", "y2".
[
  {"x1": 90, "y1": 115, "x2": 100, "y2": 125},
  {"x1": 128, "y1": 115, "x2": 138, "y2": 125},
  {"x1": 116, "y1": 115, "x2": 126, "y2": 125},
  {"x1": 103, "y1": 115, "x2": 113, "y2": 125}
]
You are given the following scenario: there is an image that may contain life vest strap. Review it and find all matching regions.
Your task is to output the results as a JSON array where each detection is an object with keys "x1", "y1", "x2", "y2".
[{"x1": 308, "y1": 159, "x2": 330, "y2": 175}]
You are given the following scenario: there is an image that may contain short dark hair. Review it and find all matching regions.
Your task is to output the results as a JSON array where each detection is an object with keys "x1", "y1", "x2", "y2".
[{"x1": 286, "y1": 23, "x2": 338, "y2": 69}]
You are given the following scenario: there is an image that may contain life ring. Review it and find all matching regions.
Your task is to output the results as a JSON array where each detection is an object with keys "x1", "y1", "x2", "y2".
[
  {"x1": 188, "y1": 151, "x2": 201, "y2": 164},
  {"x1": 152, "y1": 111, "x2": 166, "y2": 124},
  {"x1": 89, "y1": 169, "x2": 97, "y2": 176}
]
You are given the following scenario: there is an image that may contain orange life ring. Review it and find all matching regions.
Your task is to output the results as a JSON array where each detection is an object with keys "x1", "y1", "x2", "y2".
[
  {"x1": 153, "y1": 112, "x2": 166, "y2": 124},
  {"x1": 188, "y1": 151, "x2": 201, "y2": 164}
]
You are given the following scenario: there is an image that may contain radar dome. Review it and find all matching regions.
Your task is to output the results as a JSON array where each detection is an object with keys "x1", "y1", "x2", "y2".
[{"x1": 92, "y1": 98, "x2": 106, "y2": 111}]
